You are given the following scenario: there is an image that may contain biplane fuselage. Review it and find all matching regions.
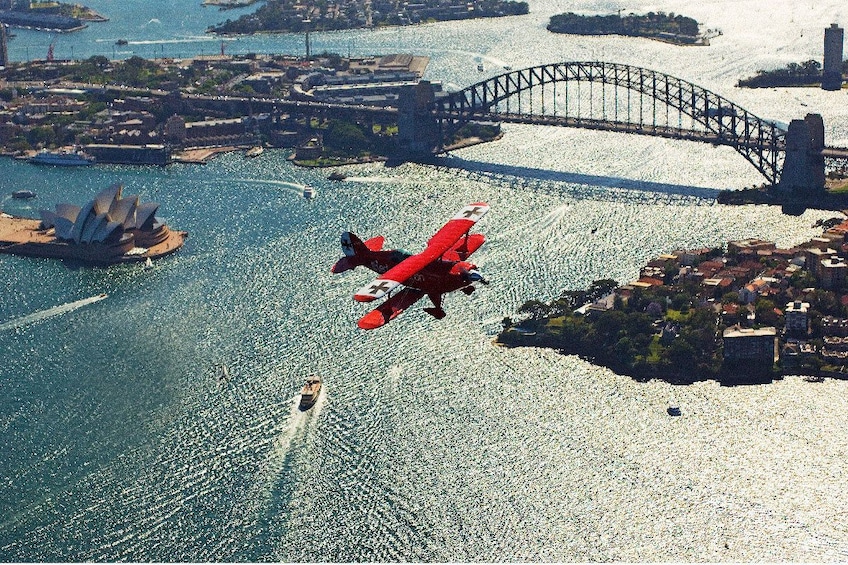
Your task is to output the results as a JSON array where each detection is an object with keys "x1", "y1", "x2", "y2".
[
  {"x1": 332, "y1": 202, "x2": 490, "y2": 330},
  {"x1": 362, "y1": 250, "x2": 482, "y2": 297}
]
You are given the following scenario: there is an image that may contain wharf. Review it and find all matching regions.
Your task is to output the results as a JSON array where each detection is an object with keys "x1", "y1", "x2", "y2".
[
  {"x1": 0, "y1": 212, "x2": 187, "y2": 265},
  {"x1": 172, "y1": 146, "x2": 241, "y2": 164}
]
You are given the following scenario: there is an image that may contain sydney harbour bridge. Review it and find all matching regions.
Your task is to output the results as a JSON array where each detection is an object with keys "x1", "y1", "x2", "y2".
[
  {"x1": 181, "y1": 60, "x2": 848, "y2": 189},
  {"x1": 398, "y1": 61, "x2": 848, "y2": 190}
]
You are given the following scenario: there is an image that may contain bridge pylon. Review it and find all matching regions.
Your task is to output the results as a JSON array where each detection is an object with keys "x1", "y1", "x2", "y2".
[
  {"x1": 779, "y1": 113, "x2": 826, "y2": 195},
  {"x1": 397, "y1": 81, "x2": 440, "y2": 154}
]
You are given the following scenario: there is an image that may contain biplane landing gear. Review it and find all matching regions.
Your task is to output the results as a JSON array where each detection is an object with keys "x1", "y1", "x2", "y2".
[
  {"x1": 424, "y1": 307, "x2": 447, "y2": 319},
  {"x1": 425, "y1": 294, "x2": 447, "y2": 319}
]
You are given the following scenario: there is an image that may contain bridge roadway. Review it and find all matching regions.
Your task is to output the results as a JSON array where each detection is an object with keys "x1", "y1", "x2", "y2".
[{"x1": 439, "y1": 111, "x2": 783, "y2": 150}]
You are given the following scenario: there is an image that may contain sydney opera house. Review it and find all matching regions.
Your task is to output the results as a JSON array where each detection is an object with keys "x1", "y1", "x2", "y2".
[{"x1": 0, "y1": 183, "x2": 186, "y2": 264}]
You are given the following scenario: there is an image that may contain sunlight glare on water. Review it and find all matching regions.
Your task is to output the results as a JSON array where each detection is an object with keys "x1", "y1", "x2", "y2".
[{"x1": 3, "y1": 0, "x2": 848, "y2": 560}]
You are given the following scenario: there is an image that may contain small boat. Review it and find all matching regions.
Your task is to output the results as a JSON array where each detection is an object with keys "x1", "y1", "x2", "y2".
[
  {"x1": 219, "y1": 363, "x2": 230, "y2": 382},
  {"x1": 245, "y1": 146, "x2": 264, "y2": 158},
  {"x1": 144, "y1": 257, "x2": 153, "y2": 269},
  {"x1": 11, "y1": 190, "x2": 37, "y2": 199},
  {"x1": 303, "y1": 186, "x2": 315, "y2": 199},
  {"x1": 328, "y1": 171, "x2": 346, "y2": 181},
  {"x1": 667, "y1": 406, "x2": 681, "y2": 416},
  {"x1": 115, "y1": 38, "x2": 128, "y2": 46},
  {"x1": 299, "y1": 376, "x2": 321, "y2": 411}
]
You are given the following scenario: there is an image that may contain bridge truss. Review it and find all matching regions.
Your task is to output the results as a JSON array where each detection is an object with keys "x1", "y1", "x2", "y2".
[{"x1": 435, "y1": 62, "x2": 787, "y2": 184}]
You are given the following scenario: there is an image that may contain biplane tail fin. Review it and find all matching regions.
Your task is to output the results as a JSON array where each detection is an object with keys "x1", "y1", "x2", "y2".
[
  {"x1": 332, "y1": 232, "x2": 385, "y2": 273},
  {"x1": 341, "y1": 232, "x2": 384, "y2": 257}
]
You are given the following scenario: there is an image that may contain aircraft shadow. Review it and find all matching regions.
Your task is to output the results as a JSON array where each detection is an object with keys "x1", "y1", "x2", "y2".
[{"x1": 433, "y1": 155, "x2": 724, "y2": 200}]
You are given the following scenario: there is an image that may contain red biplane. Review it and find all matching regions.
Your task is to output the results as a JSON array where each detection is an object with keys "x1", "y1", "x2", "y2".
[{"x1": 332, "y1": 202, "x2": 490, "y2": 330}]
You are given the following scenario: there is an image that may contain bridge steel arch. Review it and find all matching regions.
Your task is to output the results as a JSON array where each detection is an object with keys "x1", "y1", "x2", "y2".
[{"x1": 435, "y1": 62, "x2": 787, "y2": 184}]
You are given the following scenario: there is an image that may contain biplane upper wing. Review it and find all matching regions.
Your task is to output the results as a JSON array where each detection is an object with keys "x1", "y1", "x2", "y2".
[
  {"x1": 353, "y1": 202, "x2": 489, "y2": 302},
  {"x1": 358, "y1": 288, "x2": 426, "y2": 330}
]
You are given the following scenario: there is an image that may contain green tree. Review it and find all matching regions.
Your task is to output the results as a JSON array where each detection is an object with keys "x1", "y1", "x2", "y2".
[{"x1": 324, "y1": 120, "x2": 369, "y2": 155}]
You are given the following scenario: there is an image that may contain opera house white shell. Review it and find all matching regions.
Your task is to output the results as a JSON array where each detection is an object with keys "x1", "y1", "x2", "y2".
[{"x1": 39, "y1": 183, "x2": 164, "y2": 246}]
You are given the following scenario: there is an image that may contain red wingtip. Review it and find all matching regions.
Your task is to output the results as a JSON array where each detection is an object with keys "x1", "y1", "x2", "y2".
[{"x1": 358, "y1": 310, "x2": 388, "y2": 330}]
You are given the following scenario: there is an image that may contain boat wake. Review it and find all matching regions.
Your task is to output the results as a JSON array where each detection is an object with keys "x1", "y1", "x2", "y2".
[
  {"x1": 237, "y1": 388, "x2": 327, "y2": 520},
  {"x1": 0, "y1": 294, "x2": 108, "y2": 332},
  {"x1": 233, "y1": 178, "x2": 306, "y2": 196},
  {"x1": 130, "y1": 36, "x2": 220, "y2": 45},
  {"x1": 344, "y1": 176, "x2": 403, "y2": 184}
]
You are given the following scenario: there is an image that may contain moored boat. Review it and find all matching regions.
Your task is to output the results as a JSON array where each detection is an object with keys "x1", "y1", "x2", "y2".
[
  {"x1": 29, "y1": 148, "x2": 95, "y2": 167},
  {"x1": 299, "y1": 376, "x2": 321, "y2": 411},
  {"x1": 328, "y1": 171, "x2": 346, "y2": 181},
  {"x1": 245, "y1": 146, "x2": 264, "y2": 158}
]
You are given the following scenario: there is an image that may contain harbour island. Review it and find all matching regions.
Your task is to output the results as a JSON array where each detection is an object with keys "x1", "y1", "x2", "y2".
[
  {"x1": 546, "y1": 11, "x2": 717, "y2": 46},
  {"x1": 498, "y1": 220, "x2": 848, "y2": 385}
]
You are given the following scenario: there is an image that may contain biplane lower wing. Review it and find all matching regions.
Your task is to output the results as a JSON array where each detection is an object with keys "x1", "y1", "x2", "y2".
[
  {"x1": 358, "y1": 288, "x2": 426, "y2": 330},
  {"x1": 353, "y1": 202, "x2": 489, "y2": 302}
]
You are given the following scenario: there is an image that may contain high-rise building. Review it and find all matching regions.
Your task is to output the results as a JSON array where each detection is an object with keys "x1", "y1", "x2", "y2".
[
  {"x1": 823, "y1": 23, "x2": 845, "y2": 90},
  {"x1": 0, "y1": 24, "x2": 7, "y2": 68}
]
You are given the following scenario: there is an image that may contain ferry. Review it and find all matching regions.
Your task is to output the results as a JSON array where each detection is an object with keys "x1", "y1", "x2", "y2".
[
  {"x1": 29, "y1": 148, "x2": 95, "y2": 167},
  {"x1": 298, "y1": 376, "x2": 321, "y2": 411},
  {"x1": 303, "y1": 186, "x2": 316, "y2": 199}
]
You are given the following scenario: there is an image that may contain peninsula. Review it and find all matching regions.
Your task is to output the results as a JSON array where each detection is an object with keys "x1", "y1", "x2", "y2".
[
  {"x1": 737, "y1": 59, "x2": 848, "y2": 88},
  {"x1": 0, "y1": 52, "x2": 498, "y2": 166},
  {"x1": 0, "y1": 1, "x2": 108, "y2": 32},
  {"x1": 498, "y1": 221, "x2": 848, "y2": 384},
  {"x1": 207, "y1": 0, "x2": 528, "y2": 34},
  {"x1": 546, "y1": 11, "x2": 715, "y2": 46},
  {"x1": 0, "y1": 183, "x2": 186, "y2": 265}
]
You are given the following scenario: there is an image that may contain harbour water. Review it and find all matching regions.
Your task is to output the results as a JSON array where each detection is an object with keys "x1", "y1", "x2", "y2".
[{"x1": 3, "y1": 0, "x2": 848, "y2": 561}]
